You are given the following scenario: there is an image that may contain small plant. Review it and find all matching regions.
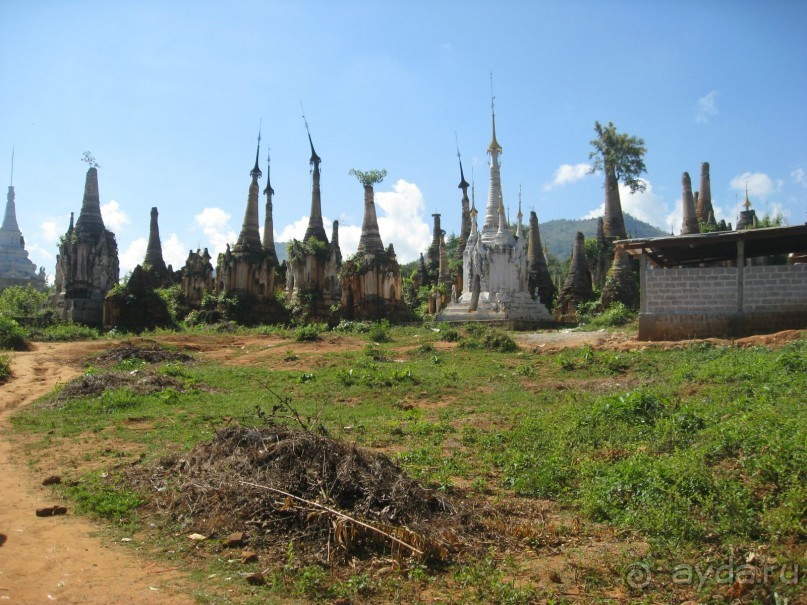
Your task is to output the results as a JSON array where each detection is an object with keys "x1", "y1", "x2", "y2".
[
  {"x1": 482, "y1": 329, "x2": 517, "y2": 352},
  {"x1": 66, "y1": 472, "x2": 144, "y2": 519},
  {"x1": 283, "y1": 349, "x2": 299, "y2": 362}
]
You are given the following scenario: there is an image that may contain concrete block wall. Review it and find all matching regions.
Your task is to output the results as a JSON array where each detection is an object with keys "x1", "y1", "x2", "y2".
[
  {"x1": 639, "y1": 263, "x2": 807, "y2": 340},
  {"x1": 744, "y1": 265, "x2": 807, "y2": 312},
  {"x1": 644, "y1": 267, "x2": 738, "y2": 313}
]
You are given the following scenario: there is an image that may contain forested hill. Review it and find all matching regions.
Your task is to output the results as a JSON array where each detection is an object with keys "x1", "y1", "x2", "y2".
[
  {"x1": 539, "y1": 214, "x2": 668, "y2": 259},
  {"x1": 276, "y1": 214, "x2": 666, "y2": 265}
]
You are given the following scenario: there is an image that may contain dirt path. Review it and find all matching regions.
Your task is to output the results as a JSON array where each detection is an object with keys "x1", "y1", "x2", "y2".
[{"x1": 0, "y1": 342, "x2": 195, "y2": 605}]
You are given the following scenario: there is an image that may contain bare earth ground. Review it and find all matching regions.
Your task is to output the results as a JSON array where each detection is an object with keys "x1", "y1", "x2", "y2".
[{"x1": 0, "y1": 329, "x2": 803, "y2": 604}]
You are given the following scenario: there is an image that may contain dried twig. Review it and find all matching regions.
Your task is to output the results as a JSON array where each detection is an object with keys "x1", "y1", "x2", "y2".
[{"x1": 239, "y1": 480, "x2": 424, "y2": 556}]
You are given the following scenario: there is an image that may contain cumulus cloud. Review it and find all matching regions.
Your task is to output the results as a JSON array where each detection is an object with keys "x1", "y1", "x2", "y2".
[
  {"x1": 276, "y1": 179, "x2": 431, "y2": 264},
  {"x1": 162, "y1": 233, "x2": 188, "y2": 270},
  {"x1": 696, "y1": 90, "x2": 719, "y2": 123},
  {"x1": 119, "y1": 238, "x2": 147, "y2": 276},
  {"x1": 194, "y1": 207, "x2": 237, "y2": 259},
  {"x1": 729, "y1": 172, "x2": 782, "y2": 199},
  {"x1": 543, "y1": 163, "x2": 592, "y2": 191},
  {"x1": 40, "y1": 219, "x2": 62, "y2": 243},
  {"x1": 101, "y1": 200, "x2": 130, "y2": 232},
  {"x1": 791, "y1": 168, "x2": 807, "y2": 188}
]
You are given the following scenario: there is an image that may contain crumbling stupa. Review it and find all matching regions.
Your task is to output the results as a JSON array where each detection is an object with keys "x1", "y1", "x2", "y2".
[
  {"x1": 527, "y1": 210, "x2": 556, "y2": 309},
  {"x1": 695, "y1": 162, "x2": 714, "y2": 225},
  {"x1": 53, "y1": 163, "x2": 119, "y2": 326},
  {"x1": 340, "y1": 169, "x2": 407, "y2": 320},
  {"x1": 554, "y1": 232, "x2": 594, "y2": 321},
  {"x1": 680, "y1": 172, "x2": 700, "y2": 235},
  {"x1": 436, "y1": 99, "x2": 553, "y2": 324}
]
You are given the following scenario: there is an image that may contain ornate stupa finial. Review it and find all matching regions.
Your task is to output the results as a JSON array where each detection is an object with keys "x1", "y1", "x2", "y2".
[
  {"x1": 9, "y1": 145, "x2": 14, "y2": 186},
  {"x1": 743, "y1": 182, "x2": 752, "y2": 210},
  {"x1": 250, "y1": 126, "x2": 263, "y2": 179},
  {"x1": 301, "y1": 107, "x2": 328, "y2": 243},
  {"x1": 457, "y1": 135, "x2": 469, "y2": 190},
  {"x1": 263, "y1": 148, "x2": 274, "y2": 196},
  {"x1": 301, "y1": 103, "x2": 320, "y2": 167},
  {"x1": 488, "y1": 72, "x2": 502, "y2": 153},
  {"x1": 517, "y1": 185, "x2": 523, "y2": 223}
]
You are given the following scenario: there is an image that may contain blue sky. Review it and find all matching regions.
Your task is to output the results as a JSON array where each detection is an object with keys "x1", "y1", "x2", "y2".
[{"x1": 2, "y1": 0, "x2": 805, "y2": 280}]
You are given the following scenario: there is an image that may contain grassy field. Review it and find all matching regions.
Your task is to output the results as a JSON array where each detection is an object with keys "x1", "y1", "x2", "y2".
[{"x1": 10, "y1": 324, "x2": 806, "y2": 604}]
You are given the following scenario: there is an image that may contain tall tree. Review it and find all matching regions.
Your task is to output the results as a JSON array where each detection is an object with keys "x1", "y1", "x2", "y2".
[{"x1": 588, "y1": 121, "x2": 647, "y2": 240}]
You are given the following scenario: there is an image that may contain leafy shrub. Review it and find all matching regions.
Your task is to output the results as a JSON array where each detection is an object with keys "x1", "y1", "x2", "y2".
[
  {"x1": 0, "y1": 284, "x2": 49, "y2": 316},
  {"x1": 0, "y1": 354, "x2": 10, "y2": 381},
  {"x1": 582, "y1": 302, "x2": 636, "y2": 328},
  {"x1": 367, "y1": 320, "x2": 391, "y2": 343},
  {"x1": 0, "y1": 315, "x2": 27, "y2": 350},
  {"x1": 438, "y1": 328, "x2": 460, "y2": 342},
  {"x1": 333, "y1": 320, "x2": 371, "y2": 333},
  {"x1": 482, "y1": 329, "x2": 517, "y2": 352},
  {"x1": 294, "y1": 324, "x2": 324, "y2": 342}
]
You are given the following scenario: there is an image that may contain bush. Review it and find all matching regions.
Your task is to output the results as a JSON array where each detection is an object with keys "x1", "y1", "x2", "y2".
[
  {"x1": 0, "y1": 315, "x2": 28, "y2": 350},
  {"x1": 437, "y1": 328, "x2": 460, "y2": 342},
  {"x1": 0, "y1": 284, "x2": 49, "y2": 317},
  {"x1": 482, "y1": 329, "x2": 517, "y2": 352},
  {"x1": 28, "y1": 322, "x2": 100, "y2": 342},
  {"x1": 367, "y1": 320, "x2": 391, "y2": 343},
  {"x1": 294, "y1": 324, "x2": 324, "y2": 342},
  {"x1": 0, "y1": 354, "x2": 10, "y2": 381},
  {"x1": 583, "y1": 302, "x2": 636, "y2": 328}
]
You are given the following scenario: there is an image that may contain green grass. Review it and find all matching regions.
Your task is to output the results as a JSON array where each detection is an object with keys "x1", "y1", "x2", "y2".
[{"x1": 11, "y1": 326, "x2": 807, "y2": 603}]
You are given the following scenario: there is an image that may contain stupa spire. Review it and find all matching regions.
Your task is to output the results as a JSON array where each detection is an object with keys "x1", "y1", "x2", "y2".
[
  {"x1": 234, "y1": 131, "x2": 263, "y2": 252},
  {"x1": 144, "y1": 207, "x2": 168, "y2": 273},
  {"x1": 696, "y1": 162, "x2": 714, "y2": 224},
  {"x1": 302, "y1": 110, "x2": 328, "y2": 243},
  {"x1": 2, "y1": 148, "x2": 19, "y2": 233},
  {"x1": 482, "y1": 77, "x2": 504, "y2": 238},
  {"x1": 74, "y1": 154, "x2": 106, "y2": 237},
  {"x1": 262, "y1": 151, "x2": 278, "y2": 262}
]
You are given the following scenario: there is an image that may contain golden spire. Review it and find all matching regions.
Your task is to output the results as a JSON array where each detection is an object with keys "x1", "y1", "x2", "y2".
[{"x1": 488, "y1": 72, "x2": 502, "y2": 153}]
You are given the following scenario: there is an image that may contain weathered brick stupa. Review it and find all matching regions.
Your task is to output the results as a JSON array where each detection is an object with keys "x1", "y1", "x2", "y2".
[
  {"x1": 215, "y1": 135, "x2": 284, "y2": 324},
  {"x1": 53, "y1": 162, "x2": 119, "y2": 326},
  {"x1": 736, "y1": 186, "x2": 758, "y2": 230},
  {"x1": 0, "y1": 158, "x2": 46, "y2": 291},
  {"x1": 695, "y1": 162, "x2": 714, "y2": 225},
  {"x1": 436, "y1": 98, "x2": 553, "y2": 324},
  {"x1": 103, "y1": 206, "x2": 178, "y2": 331},
  {"x1": 287, "y1": 125, "x2": 342, "y2": 317},
  {"x1": 599, "y1": 245, "x2": 639, "y2": 310},
  {"x1": 453, "y1": 151, "x2": 472, "y2": 262},
  {"x1": 180, "y1": 248, "x2": 214, "y2": 309},
  {"x1": 527, "y1": 210, "x2": 556, "y2": 310},
  {"x1": 340, "y1": 169, "x2": 408, "y2": 321},
  {"x1": 554, "y1": 231, "x2": 594, "y2": 321},
  {"x1": 680, "y1": 172, "x2": 700, "y2": 235}
]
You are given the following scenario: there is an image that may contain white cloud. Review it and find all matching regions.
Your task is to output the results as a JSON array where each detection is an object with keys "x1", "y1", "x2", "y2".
[
  {"x1": 277, "y1": 216, "x2": 313, "y2": 243},
  {"x1": 41, "y1": 219, "x2": 61, "y2": 243},
  {"x1": 276, "y1": 179, "x2": 431, "y2": 264},
  {"x1": 119, "y1": 238, "x2": 147, "y2": 276},
  {"x1": 375, "y1": 179, "x2": 431, "y2": 262},
  {"x1": 543, "y1": 163, "x2": 591, "y2": 191},
  {"x1": 162, "y1": 233, "x2": 188, "y2": 270},
  {"x1": 791, "y1": 168, "x2": 807, "y2": 188},
  {"x1": 101, "y1": 200, "x2": 130, "y2": 232},
  {"x1": 729, "y1": 172, "x2": 782, "y2": 199},
  {"x1": 696, "y1": 90, "x2": 719, "y2": 123},
  {"x1": 193, "y1": 207, "x2": 237, "y2": 259}
]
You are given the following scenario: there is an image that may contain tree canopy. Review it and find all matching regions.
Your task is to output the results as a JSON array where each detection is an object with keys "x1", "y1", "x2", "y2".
[
  {"x1": 349, "y1": 168, "x2": 387, "y2": 187},
  {"x1": 588, "y1": 121, "x2": 647, "y2": 193}
]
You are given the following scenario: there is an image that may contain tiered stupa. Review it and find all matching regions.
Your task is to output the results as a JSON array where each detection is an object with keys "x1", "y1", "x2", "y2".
[
  {"x1": 287, "y1": 122, "x2": 342, "y2": 313},
  {"x1": 736, "y1": 186, "x2": 758, "y2": 230},
  {"x1": 53, "y1": 161, "x2": 119, "y2": 326},
  {"x1": 454, "y1": 152, "x2": 472, "y2": 262},
  {"x1": 215, "y1": 134, "x2": 280, "y2": 303},
  {"x1": 437, "y1": 97, "x2": 553, "y2": 324},
  {"x1": 527, "y1": 210, "x2": 556, "y2": 309},
  {"x1": 0, "y1": 155, "x2": 46, "y2": 291}
]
